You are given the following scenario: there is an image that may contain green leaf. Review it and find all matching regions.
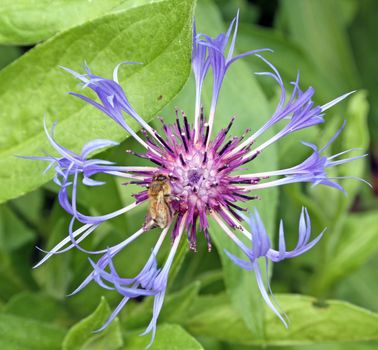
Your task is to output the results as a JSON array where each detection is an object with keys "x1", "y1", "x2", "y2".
[
  {"x1": 123, "y1": 324, "x2": 203, "y2": 350},
  {"x1": 0, "y1": 313, "x2": 66, "y2": 350},
  {"x1": 264, "y1": 294, "x2": 378, "y2": 345},
  {"x1": 0, "y1": 0, "x2": 174, "y2": 45},
  {"x1": 62, "y1": 297, "x2": 123, "y2": 350},
  {"x1": 337, "y1": 91, "x2": 370, "y2": 197},
  {"x1": 7, "y1": 189, "x2": 44, "y2": 230},
  {"x1": 280, "y1": 0, "x2": 359, "y2": 93},
  {"x1": 185, "y1": 293, "x2": 247, "y2": 343},
  {"x1": 0, "y1": 0, "x2": 195, "y2": 204},
  {"x1": 4, "y1": 291, "x2": 69, "y2": 325},
  {"x1": 0, "y1": 204, "x2": 36, "y2": 301},
  {"x1": 336, "y1": 253, "x2": 378, "y2": 313},
  {"x1": 226, "y1": 341, "x2": 378, "y2": 350},
  {"x1": 185, "y1": 293, "x2": 378, "y2": 345},
  {"x1": 0, "y1": 204, "x2": 35, "y2": 252},
  {"x1": 313, "y1": 210, "x2": 378, "y2": 293},
  {"x1": 0, "y1": 45, "x2": 22, "y2": 68},
  {"x1": 0, "y1": 0, "x2": 129, "y2": 45},
  {"x1": 236, "y1": 24, "x2": 325, "y2": 98},
  {"x1": 350, "y1": 0, "x2": 378, "y2": 143}
]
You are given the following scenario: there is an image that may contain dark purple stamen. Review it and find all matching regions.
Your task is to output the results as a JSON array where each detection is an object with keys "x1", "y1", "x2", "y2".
[
  {"x1": 203, "y1": 124, "x2": 210, "y2": 146},
  {"x1": 175, "y1": 111, "x2": 183, "y2": 134},
  {"x1": 218, "y1": 164, "x2": 230, "y2": 172},
  {"x1": 149, "y1": 158, "x2": 164, "y2": 167},
  {"x1": 200, "y1": 106, "x2": 204, "y2": 124},
  {"x1": 154, "y1": 131, "x2": 174, "y2": 154},
  {"x1": 233, "y1": 192, "x2": 259, "y2": 200},
  {"x1": 181, "y1": 133, "x2": 189, "y2": 152},
  {"x1": 158, "y1": 116, "x2": 170, "y2": 133},
  {"x1": 225, "y1": 200, "x2": 247, "y2": 211},
  {"x1": 129, "y1": 180, "x2": 150, "y2": 185},
  {"x1": 202, "y1": 152, "x2": 207, "y2": 164},
  {"x1": 179, "y1": 154, "x2": 186, "y2": 166},
  {"x1": 126, "y1": 150, "x2": 149, "y2": 159},
  {"x1": 218, "y1": 139, "x2": 232, "y2": 156},
  {"x1": 227, "y1": 206, "x2": 243, "y2": 222},
  {"x1": 229, "y1": 178, "x2": 259, "y2": 184},
  {"x1": 182, "y1": 112, "x2": 191, "y2": 140},
  {"x1": 240, "y1": 151, "x2": 260, "y2": 165}
]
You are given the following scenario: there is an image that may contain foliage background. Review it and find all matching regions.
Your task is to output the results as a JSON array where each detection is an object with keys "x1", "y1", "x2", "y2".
[{"x1": 0, "y1": 0, "x2": 377, "y2": 349}]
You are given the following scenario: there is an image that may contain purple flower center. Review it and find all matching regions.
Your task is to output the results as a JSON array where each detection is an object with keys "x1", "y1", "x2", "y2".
[
  {"x1": 168, "y1": 148, "x2": 221, "y2": 213},
  {"x1": 188, "y1": 168, "x2": 203, "y2": 185},
  {"x1": 130, "y1": 112, "x2": 258, "y2": 245}
]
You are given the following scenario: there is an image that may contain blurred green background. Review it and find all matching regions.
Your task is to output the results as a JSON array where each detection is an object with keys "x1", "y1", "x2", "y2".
[{"x1": 0, "y1": 0, "x2": 377, "y2": 349}]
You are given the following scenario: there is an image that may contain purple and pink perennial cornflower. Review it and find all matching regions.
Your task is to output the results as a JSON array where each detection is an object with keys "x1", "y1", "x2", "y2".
[{"x1": 28, "y1": 13, "x2": 366, "y2": 346}]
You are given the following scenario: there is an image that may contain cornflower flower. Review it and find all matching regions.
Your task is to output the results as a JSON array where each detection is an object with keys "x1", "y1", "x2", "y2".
[{"x1": 28, "y1": 12, "x2": 367, "y2": 346}]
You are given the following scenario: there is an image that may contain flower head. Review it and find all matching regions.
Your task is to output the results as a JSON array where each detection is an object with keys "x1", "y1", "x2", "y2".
[{"x1": 27, "y1": 13, "x2": 367, "y2": 346}]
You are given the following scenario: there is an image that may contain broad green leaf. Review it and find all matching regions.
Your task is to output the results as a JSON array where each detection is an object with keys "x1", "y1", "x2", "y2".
[
  {"x1": 214, "y1": 0, "x2": 260, "y2": 24},
  {"x1": 185, "y1": 293, "x2": 378, "y2": 346},
  {"x1": 336, "y1": 253, "x2": 378, "y2": 313},
  {"x1": 0, "y1": 205, "x2": 35, "y2": 251},
  {"x1": 0, "y1": 1, "x2": 127, "y2": 45},
  {"x1": 62, "y1": 297, "x2": 123, "y2": 350},
  {"x1": 0, "y1": 0, "x2": 173, "y2": 46},
  {"x1": 0, "y1": 45, "x2": 22, "y2": 68},
  {"x1": 236, "y1": 24, "x2": 325, "y2": 99},
  {"x1": 313, "y1": 210, "x2": 378, "y2": 293},
  {"x1": 339, "y1": 91, "x2": 370, "y2": 191},
  {"x1": 227, "y1": 341, "x2": 378, "y2": 350},
  {"x1": 185, "y1": 293, "x2": 254, "y2": 345},
  {"x1": 7, "y1": 189, "x2": 44, "y2": 229},
  {"x1": 350, "y1": 0, "x2": 378, "y2": 143},
  {"x1": 0, "y1": 256, "x2": 25, "y2": 302},
  {"x1": 337, "y1": 0, "x2": 360, "y2": 26},
  {"x1": 123, "y1": 323, "x2": 203, "y2": 350},
  {"x1": 0, "y1": 313, "x2": 66, "y2": 350},
  {"x1": 0, "y1": 204, "x2": 36, "y2": 301},
  {"x1": 0, "y1": 0, "x2": 195, "y2": 204},
  {"x1": 159, "y1": 281, "x2": 201, "y2": 324},
  {"x1": 4, "y1": 291, "x2": 69, "y2": 325},
  {"x1": 280, "y1": 0, "x2": 359, "y2": 93},
  {"x1": 263, "y1": 294, "x2": 378, "y2": 345}
]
